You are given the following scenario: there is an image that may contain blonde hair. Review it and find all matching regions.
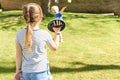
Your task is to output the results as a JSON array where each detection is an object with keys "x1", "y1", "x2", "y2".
[
  {"x1": 51, "y1": 5, "x2": 59, "y2": 13},
  {"x1": 23, "y1": 3, "x2": 43, "y2": 51}
]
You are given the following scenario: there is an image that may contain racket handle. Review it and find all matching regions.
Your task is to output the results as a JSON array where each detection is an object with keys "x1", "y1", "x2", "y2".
[{"x1": 59, "y1": 33, "x2": 63, "y2": 42}]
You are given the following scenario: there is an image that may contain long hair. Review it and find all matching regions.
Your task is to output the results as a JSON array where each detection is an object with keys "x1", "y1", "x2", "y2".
[{"x1": 23, "y1": 3, "x2": 43, "y2": 51}]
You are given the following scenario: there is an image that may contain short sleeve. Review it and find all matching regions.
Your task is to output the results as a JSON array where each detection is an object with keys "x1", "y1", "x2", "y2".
[
  {"x1": 45, "y1": 31, "x2": 53, "y2": 44},
  {"x1": 16, "y1": 29, "x2": 23, "y2": 43},
  {"x1": 16, "y1": 31, "x2": 20, "y2": 43}
]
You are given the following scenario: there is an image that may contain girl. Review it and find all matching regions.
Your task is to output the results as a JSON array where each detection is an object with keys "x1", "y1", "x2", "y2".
[
  {"x1": 14, "y1": 3, "x2": 62, "y2": 80},
  {"x1": 51, "y1": 5, "x2": 67, "y2": 20}
]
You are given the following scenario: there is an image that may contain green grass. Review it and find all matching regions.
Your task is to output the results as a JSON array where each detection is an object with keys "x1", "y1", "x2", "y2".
[{"x1": 0, "y1": 10, "x2": 120, "y2": 80}]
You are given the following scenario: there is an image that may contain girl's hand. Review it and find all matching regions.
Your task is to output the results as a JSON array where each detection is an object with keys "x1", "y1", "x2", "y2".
[
  {"x1": 14, "y1": 71, "x2": 21, "y2": 80},
  {"x1": 53, "y1": 27, "x2": 61, "y2": 33}
]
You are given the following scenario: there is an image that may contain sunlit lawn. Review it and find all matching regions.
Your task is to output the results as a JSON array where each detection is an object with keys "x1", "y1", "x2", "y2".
[{"x1": 0, "y1": 11, "x2": 120, "y2": 80}]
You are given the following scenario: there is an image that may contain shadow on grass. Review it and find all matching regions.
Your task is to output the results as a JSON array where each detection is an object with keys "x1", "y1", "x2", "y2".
[
  {"x1": 0, "y1": 15, "x2": 24, "y2": 30},
  {"x1": 51, "y1": 62, "x2": 120, "y2": 73},
  {"x1": 1, "y1": 61, "x2": 120, "y2": 73},
  {"x1": 0, "y1": 66, "x2": 16, "y2": 73},
  {"x1": 0, "y1": 61, "x2": 16, "y2": 73},
  {"x1": 0, "y1": 14, "x2": 21, "y2": 18}
]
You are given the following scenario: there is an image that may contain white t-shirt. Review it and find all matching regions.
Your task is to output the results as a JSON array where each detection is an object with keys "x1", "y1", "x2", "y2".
[{"x1": 16, "y1": 28, "x2": 53, "y2": 73}]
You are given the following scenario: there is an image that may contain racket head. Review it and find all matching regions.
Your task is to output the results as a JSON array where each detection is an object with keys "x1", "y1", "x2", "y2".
[{"x1": 47, "y1": 19, "x2": 65, "y2": 32}]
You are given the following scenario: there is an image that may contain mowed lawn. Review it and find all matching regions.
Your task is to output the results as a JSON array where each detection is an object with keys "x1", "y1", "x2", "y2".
[{"x1": 0, "y1": 11, "x2": 120, "y2": 80}]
